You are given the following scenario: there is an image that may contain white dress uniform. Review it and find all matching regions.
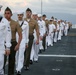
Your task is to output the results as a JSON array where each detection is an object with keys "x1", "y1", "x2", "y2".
[
  {"x1": 61, "y1": 22, "x2": 65, "y2": 36},
  {"x1": 58, "y1": 23, "x2": 62, "y2": 40},
  {"x1": 56, "y1": 23, "x2": 60, "y2": 40},
  {"x1": 16, "y1": 20, "x2": 29, "y2": 72},
  {"x1": 54, "y1": 21, "x2": 58, "y2": 43},
  {"x1": 64, "y1": 23, "x2": 69, "y2": 36},
  {"x1": 46, "y1": 28, "x2": 49, "y2": 47},
  {"x1": 38, "y1": 20, "x2": 46, "y2": 50},
  {"x1": 30, "y1": 30, "x2": 39, "y2": 61},
  {"x1": 48, "y1": 23, "x2": 56, "y2": 46},
  {"x1": 0, "y1": 17, "x2": 11, "y2": 75}
]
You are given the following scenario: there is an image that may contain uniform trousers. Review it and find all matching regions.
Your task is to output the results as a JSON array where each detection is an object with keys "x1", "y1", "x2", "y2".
[
  {"x1": 54, "y1": 32, "x2": 58, "y2": 42},
  {"x1": 42, "y1": 36, "x2": 46, "y2": 51},
  {"x1": 64, "y1": 29, "x2": 68, "y2": 36},
  {"x1": 0, "y1": 54, "x2": 4, "y2": 75},
  {"x1": 24, "y1": 35, "x2": 34, "y2": 67},
  {"x1": 30, "y1": 41, "x2": 39, "y2": 61},
  {"x1": 16, "y1": 39, "x2": 26, "y2": 72},
  {"x1": 8, "y1": 41, "x2": 17, "y2": 75},
  {"x1": 58, "y1": 30, "x2": 62, "y2": 40}
]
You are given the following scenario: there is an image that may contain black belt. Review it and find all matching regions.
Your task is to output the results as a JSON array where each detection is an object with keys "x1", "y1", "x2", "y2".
[{"x1": 11, "y1": 39, "x2": 16, "y2": 42}]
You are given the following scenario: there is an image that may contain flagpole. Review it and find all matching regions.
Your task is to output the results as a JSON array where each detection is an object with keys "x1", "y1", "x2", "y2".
[{"x1": 41, "y1": 0, "x2": 42, "y2": 15}]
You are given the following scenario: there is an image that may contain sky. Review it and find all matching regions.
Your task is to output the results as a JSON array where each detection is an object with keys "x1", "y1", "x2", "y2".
[
  {"x1": 1, "y1": 0, "x2": 76, "y2": 24},
  {"x1": 1, "y1": 0, "x2": 76, "y2": 14}
]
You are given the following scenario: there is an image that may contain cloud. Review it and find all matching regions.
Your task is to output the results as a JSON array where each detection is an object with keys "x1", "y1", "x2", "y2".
[
  {"x1": 1, "y1": 0, "x2": 27, "y2": 12},
  {"x1": 41, "y1": 0, "x2": 76, "y2": 15},
  {"x1": 0, "y1": 0, "x2": 76, "y2": 15}
]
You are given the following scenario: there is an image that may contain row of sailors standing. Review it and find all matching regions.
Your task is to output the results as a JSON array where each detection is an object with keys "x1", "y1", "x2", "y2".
[
  {"x1": 14, "y1": 9, "x2": 71, "y2": 74},
  {"x1": 47, "y1": 17, "x2": 70, "y2": 47},
  {"x1": 7, "y1": 9, "x2": 71, "y2": 75},
  {"x1": 0, "y1": 6, "x2": 72, "y2": 75},
  {"x1": 30, "y1": 13, "x2": 71, "y2": 65}
]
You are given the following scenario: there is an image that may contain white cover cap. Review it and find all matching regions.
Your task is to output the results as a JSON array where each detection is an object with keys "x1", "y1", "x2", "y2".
[
  {"x1": 37, "y1": 14, "x2": 42, "y2": 17},
  {"x1": 17, "y1": 11, "x2": 24, "y2": 14},
  {"x1": 32, "y1": 12, "x2": 37, "y2": 15}
]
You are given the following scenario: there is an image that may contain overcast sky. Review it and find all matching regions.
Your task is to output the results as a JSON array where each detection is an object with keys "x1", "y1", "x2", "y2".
[
  {"x1": 1, "y1": 0, "x2": 76, "y2": 24},
  {"x1": 1, "y1": 0, "x2": 76, "y2": 15}
]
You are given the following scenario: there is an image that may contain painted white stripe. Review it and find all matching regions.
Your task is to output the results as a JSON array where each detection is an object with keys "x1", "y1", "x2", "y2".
[{"x1": 39, "y1": 54, "x2": 76, "y2": 58}]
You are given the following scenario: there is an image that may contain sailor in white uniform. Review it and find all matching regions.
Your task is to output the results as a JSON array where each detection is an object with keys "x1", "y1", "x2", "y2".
[
  {"x1": 15, "y1": 11, "x2": 29, "y2": 75},
  {"x1": 48, "y1": 19, "x2": 56, "y2": 46},
  {"x1": 53, "y1": 19, "x2": 58, "y2": 43},
  {"x1": 30, "y1": 12, "x2": 39, "y2": 63},
  {"x1": 37, "y1": 14, "x2": 46, "y2": 52},
  {"x1": 57, "y1": 20, "x2": 62, "y2": 40},
  {"x1": 64, "y1": 21, "x2": 69, "y2": 36},
  {"x1": 61, "y1": 20, "x2": 65, "y2": 36},
  {"x1": 0, "y1": 5, "x2": 11, "y2": 75}
]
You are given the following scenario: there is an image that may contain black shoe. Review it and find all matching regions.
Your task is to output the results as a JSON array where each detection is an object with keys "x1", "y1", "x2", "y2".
[
  {"x1": 34, "y1": 61, "x2": 38, "y2": 63},
  {"x1": 16, "y1": 71, "x2": 21, "y2": 75},
  {"x1": 39, "y1": 50, "x2": 42, "y2": 53},
  {"x1": 30, "y1": 60, "x2": 33, "y2": 64},
  {"x1": 26, "y1": 66, "x2": 29, "y2": 70},
  {"x1": 24, "y1": 66, "x2": 29, "y2": 70}
]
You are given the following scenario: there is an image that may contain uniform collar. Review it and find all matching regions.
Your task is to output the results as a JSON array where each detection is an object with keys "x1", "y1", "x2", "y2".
[{"x1": 24, "y1": 18, "x2": 33, "y2": 22}]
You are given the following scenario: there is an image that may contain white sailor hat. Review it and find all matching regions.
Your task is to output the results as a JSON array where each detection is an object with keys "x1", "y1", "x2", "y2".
[
  {"x1": 32, "y1": 12, "x2": 37, "y2": 15},
  {"x1": 58, "y1": 19, "x2": 61, "y2": 22},
  {"x1": 17, "y1": 11, "x2": 24, "y2": 14},
  {"x1": 45, "y1": 18, "x2": 48, "y2": 20},
  {"x1": 54, "y1": 19, "x2": 57, "y2": 21},
  {"x1": 57, "y1": 20, "x2": 60, "y2": 22},
  {"x1": 37, "y1": 14, "x2": 42, "y2": 17},
  {"x1": 0, "y1": 5, "x2": 3, "y2": 9}
]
